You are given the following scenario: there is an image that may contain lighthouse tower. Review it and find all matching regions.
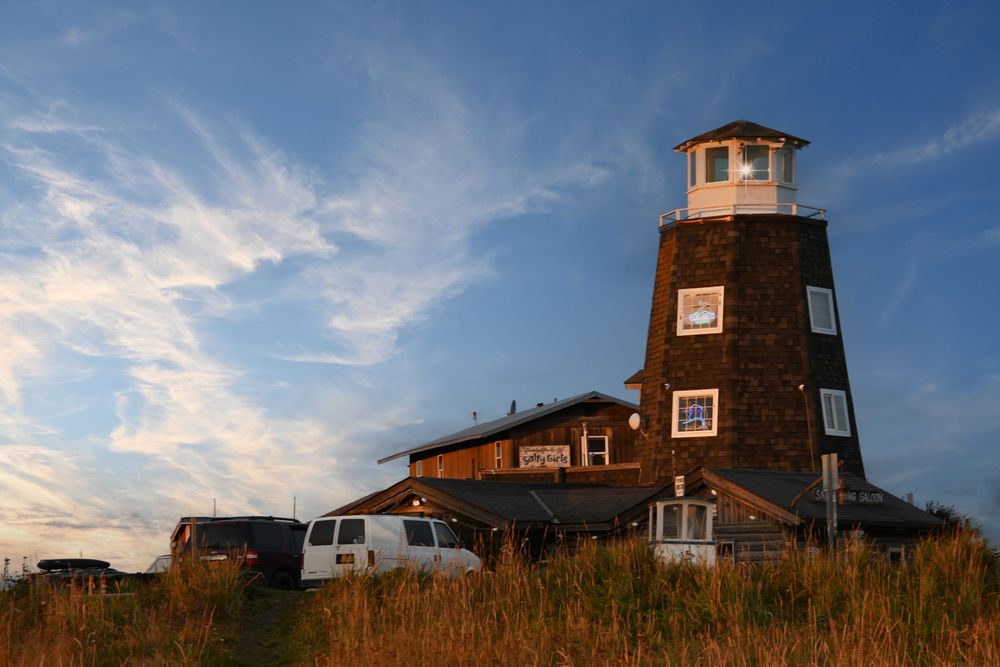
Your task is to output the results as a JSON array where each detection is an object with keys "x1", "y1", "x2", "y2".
[{"x1": 633, "y1": 120, "x2": 865, "y2": 483}]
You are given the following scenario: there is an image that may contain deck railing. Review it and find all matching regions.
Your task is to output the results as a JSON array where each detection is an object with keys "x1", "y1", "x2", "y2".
[{"x1": 660, "y1": 203, "x2": 826, "y2": 226}]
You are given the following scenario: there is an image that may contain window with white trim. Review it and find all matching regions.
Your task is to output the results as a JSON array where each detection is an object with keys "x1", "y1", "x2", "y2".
[
  {"x1": 689, "y1": 151, "x2": 698, "y2": 188},
  {"x1": 807, "y1": 286, "x2": 837, "y2": 335},
  {"x1": 743, "y1": 145, "x2": 769, "y2": 181},
  {"x1": 494, "y1": 441, "x2": 503, "y2": 469},
  {"x1": 437, "y1": 454, "x2": 444, "y2": 477},
  {"x1": 705, "y1": 146, "x2": 729, "y2": 183},
  {"x1": 779, "y1": 146, "x2": 795, "y2": 183},
  {"x1": 583, "y1": 435, "x2": 609, "y2": 466},
  {"x1": 677, "y1": 286, "x2": 724, "y2": 335},
  {"x1": 415, "y1": 460, "x2": 422, "y2": 477},
  {"x1": 820, "y1": 388, "x2": 851, "y2": 437},
  {"x1": 672, "y1": 389, "x2": 719, "y2": 438}
]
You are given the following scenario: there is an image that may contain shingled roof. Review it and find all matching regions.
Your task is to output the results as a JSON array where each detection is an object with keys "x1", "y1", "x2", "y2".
[
  {"x1": 674, "y1": 120, "x2": 810, "y2": 152},
  {"x1": 328, "y1": 476, "x2": 669, "y2": 530},
  {"x1": 377, "y1": 390, "x2": 637, "y2": 465},
  {"x1": 705, "y1": 468, "x2": 942, "y2": 531}
]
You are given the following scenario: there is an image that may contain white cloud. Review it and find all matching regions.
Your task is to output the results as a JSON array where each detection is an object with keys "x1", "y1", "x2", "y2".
[
  {"x1": 871, "y1": 107, "x2": 1000, "y2": 166},
  {"x1": 0, "y1": 59, "x2": 610, "y2": 568}
]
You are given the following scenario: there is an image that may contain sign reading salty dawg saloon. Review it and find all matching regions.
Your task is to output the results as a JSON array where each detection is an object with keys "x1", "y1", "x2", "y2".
[
  {"x1": 814, "y1": 488, "x2": 885, "y2": 505},
  {"x1": 519, "y1": 445, "x2": 570, "y2": 468}
]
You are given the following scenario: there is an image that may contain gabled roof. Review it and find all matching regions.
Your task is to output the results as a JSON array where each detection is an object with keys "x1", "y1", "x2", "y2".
[
  {"x1": 701, "y1": 468, "x2": 942, "y2": 531},
  {"x1": 674, "y1": 120, "x2": 810, "y2": 153},
  {"x1": 328, "y1": 476, "x2": 669, "y2": 530},
  {"x1": 377, "y1": 390, "x2": 638, "y2": 465}
]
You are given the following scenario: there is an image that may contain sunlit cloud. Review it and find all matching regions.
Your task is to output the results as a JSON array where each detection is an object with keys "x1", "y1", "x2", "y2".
[{"x1": 0, "y1": 53, "x2": 610, "y2": 567}]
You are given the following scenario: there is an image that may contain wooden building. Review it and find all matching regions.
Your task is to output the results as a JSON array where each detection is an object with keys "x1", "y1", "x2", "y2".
[
  {"x1": 682, "y1": 467, "x2": 942, "y2": 563},
  {"x1": 332, "y1": 121, "x2": 943, "y2": 555},
  {"x1": 377, "y1": 391, "x2": 641, "y2": 485}
]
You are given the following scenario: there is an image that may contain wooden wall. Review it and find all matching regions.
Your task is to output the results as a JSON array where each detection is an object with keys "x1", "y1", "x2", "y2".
[
  {"x1": 407, "y1": 402, "x2": 639, "y2": 480},
  {"x1": 636, "y1": 215, "x2": 866, "y2": 484}
]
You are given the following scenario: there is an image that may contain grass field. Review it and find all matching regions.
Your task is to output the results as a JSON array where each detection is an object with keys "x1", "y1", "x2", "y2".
[{"x1": 3, "y1": 530, "x2": 998, "y2": 665}]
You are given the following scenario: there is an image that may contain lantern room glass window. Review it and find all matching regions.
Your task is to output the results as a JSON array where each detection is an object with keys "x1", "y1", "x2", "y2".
[
  {"x1": 672, "y1": 389, "x2": 719, "y2": 438},
  {"x1": 743, "y1": 145, "x2": 769, "y2": 181},
  {"x1": 780, "y1": 147, "x2": 795, "y2": 183},
  {"x1": 677, "y1": 286, "x2": 724, "y2": 335},
  {"x1": 820, "y1": 388, "x2": 851, "y2": 437},
  {"x1": 705, "y1": 147, "x2": 729, "y2": 183},
  {"x1": 689, "y1": 151, "x2": 697, "y2": 188}
]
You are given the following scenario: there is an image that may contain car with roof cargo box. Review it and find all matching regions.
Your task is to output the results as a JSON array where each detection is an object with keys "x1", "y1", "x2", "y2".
[
  {"x1": 300, "y1": 514, "x2": 481, "y2": 588},
  {"x1": 170, "y1": 516, "x2": 307, "y2": 589}
]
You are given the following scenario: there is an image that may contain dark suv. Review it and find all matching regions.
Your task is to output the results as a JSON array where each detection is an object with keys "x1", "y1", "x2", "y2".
[{"x1": 170, "y1": 516, "x2": 306, "y2": 589}]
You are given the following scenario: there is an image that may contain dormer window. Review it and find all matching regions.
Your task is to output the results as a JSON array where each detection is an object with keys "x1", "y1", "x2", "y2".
[
  {"x1": 743, "y1": 145, "x2": 770, "y2": 181},
  {"x1": 705, "y1": 147, "x2": 729, "y2": 183}
]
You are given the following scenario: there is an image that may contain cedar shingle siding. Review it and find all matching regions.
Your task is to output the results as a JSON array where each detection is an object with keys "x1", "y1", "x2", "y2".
[{"x1": 637, "y1": 215, "x2": 864, "y2": 482}]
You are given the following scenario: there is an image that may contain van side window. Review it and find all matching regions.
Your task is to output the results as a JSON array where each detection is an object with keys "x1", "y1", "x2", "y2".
[
  {"x1": 403, "y1": 520, "x2": 435, "y2": 547},
  {"x1": 309, "y1": 520, "x2": 336, "y2": 546},
  {"x1": 433, "y1": 522, "x2": 459, "y2": 549},
  {"x1": 337, "y1": 518, "x2": 366, "y2": 545}
]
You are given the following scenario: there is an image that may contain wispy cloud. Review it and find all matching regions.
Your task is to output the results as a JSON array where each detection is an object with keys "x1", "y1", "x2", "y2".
[
  {"x1": 0, "y1": 58, "x2": 609, "y2": 567},
  {"x1": 871, "y1": 108, "x2": 1000, "y2": 166}
]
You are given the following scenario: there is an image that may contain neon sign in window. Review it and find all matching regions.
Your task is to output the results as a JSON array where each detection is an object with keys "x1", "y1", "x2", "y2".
[
  {"x1": 672, "y1": 389, "x2": 719, "y2": 438},
  {"x1": 677, "y1": 286, "x2": 724, "y2": 336}
]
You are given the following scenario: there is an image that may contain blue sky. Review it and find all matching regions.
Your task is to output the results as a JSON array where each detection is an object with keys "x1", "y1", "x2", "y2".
[{"x1": 1, "y1": 1, "x2": 998, "y2": 569}]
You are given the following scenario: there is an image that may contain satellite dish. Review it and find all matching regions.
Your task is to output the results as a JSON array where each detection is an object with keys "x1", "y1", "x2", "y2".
[{"x1": 628, "y1": 413, "x2": 642, "y2": 431}]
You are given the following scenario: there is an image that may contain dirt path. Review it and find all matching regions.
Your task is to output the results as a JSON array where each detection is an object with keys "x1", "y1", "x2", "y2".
[{"x1": 221, "y1": 589, "x2": 309, "y2": 666}]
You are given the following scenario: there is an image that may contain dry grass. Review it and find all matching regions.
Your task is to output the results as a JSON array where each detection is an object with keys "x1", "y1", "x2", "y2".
[
  {"x1": 2, "y1": 532, "x2": 996, "y2": 666},
  {"x1": 297, "y1": 531, "x2": 1000, "y2": 666},
  {"x1": 0, "y1": 558, "x2": 246, "y2": 666}
]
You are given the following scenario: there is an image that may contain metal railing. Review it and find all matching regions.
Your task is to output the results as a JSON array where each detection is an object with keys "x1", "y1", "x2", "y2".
[{"x1": 660, "y1": 203, "x2": 826, "y2": 226}]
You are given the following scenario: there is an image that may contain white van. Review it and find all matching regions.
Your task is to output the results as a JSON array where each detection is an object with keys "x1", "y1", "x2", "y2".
[{"x1": 300, "y1": 514, "x2": 482, "y2": 588}]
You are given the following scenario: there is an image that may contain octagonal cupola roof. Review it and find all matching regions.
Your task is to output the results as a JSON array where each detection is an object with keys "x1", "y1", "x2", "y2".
[{"x1": 674, "y1": 120, "x2": 810, "y2": 153}]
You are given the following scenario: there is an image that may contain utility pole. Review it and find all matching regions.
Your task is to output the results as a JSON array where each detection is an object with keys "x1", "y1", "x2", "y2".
[{"x1": 821, "y1": 453, "x2": 838, "y2": 551}]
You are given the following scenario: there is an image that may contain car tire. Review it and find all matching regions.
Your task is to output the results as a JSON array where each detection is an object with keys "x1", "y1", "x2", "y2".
[{"x1": 269, "y1": 571, "x2": 295, "y2": 590}]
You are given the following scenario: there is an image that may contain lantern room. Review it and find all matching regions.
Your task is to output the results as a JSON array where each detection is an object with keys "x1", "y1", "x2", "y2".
[{"x1": 673, "y1": 120, "x2": 810, "y2": 218}]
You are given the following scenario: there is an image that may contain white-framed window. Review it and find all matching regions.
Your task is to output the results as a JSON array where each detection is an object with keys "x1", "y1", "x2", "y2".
[
  {"x1": 778, "y1": 146, "x2": 795, "y2": 183},
  {"x1": 415, "y1": 460, "x2": 423, "y2": 477},
  {"x1": 807, "y1": 286, "x2": 837, "y2": 335},
  {"x1": 677, "y1": 286, "x2": 724, "y2": 335},
  {"x1": 743, "y1": 145, "x2": 770, "y2": 181},
  {"x1": 820, "y1": 388, "x2": 851, "y2": 437},
  {"x1": 672, "y1": 389, "x2": 719, "y2": 438},
  {"x1": 705, "y1": 146, "x2": 729, "y2": 183},
  {"x1": 688, "y1": 151, "x2": 698, "y2": 188},
  {"x1": 582, "y1": 435, "x2": 609, "y2": 466},
  {"x1": 437, "y1": 454, "x2": 444, "y2": 477},
  {"x1": 494, "y1": 441, "x2": 503, "y2": 469}
]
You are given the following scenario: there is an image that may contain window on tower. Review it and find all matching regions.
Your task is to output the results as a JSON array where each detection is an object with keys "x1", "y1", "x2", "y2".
[
  {"x1": 779, "y1": 146, "x2": 795, "y2": 183},
  {"x1": 671, "y1": 389, "x2": 719, "y2": 438},
  {"x1": 820, "y1": 388, "x2": 851, "y2": 437},
  {"x1": 743, "y1": 145, "x2": 770, "y2": 181},
  {"x1": 705, "y1": 147, "x2": 729, "y2": 183},
  {"x1": 807, "y1": 286, "x2": 837, "y2": 335},
  {"x1": 677, "y1": 286, "x2": 724, "y2": 335}
]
